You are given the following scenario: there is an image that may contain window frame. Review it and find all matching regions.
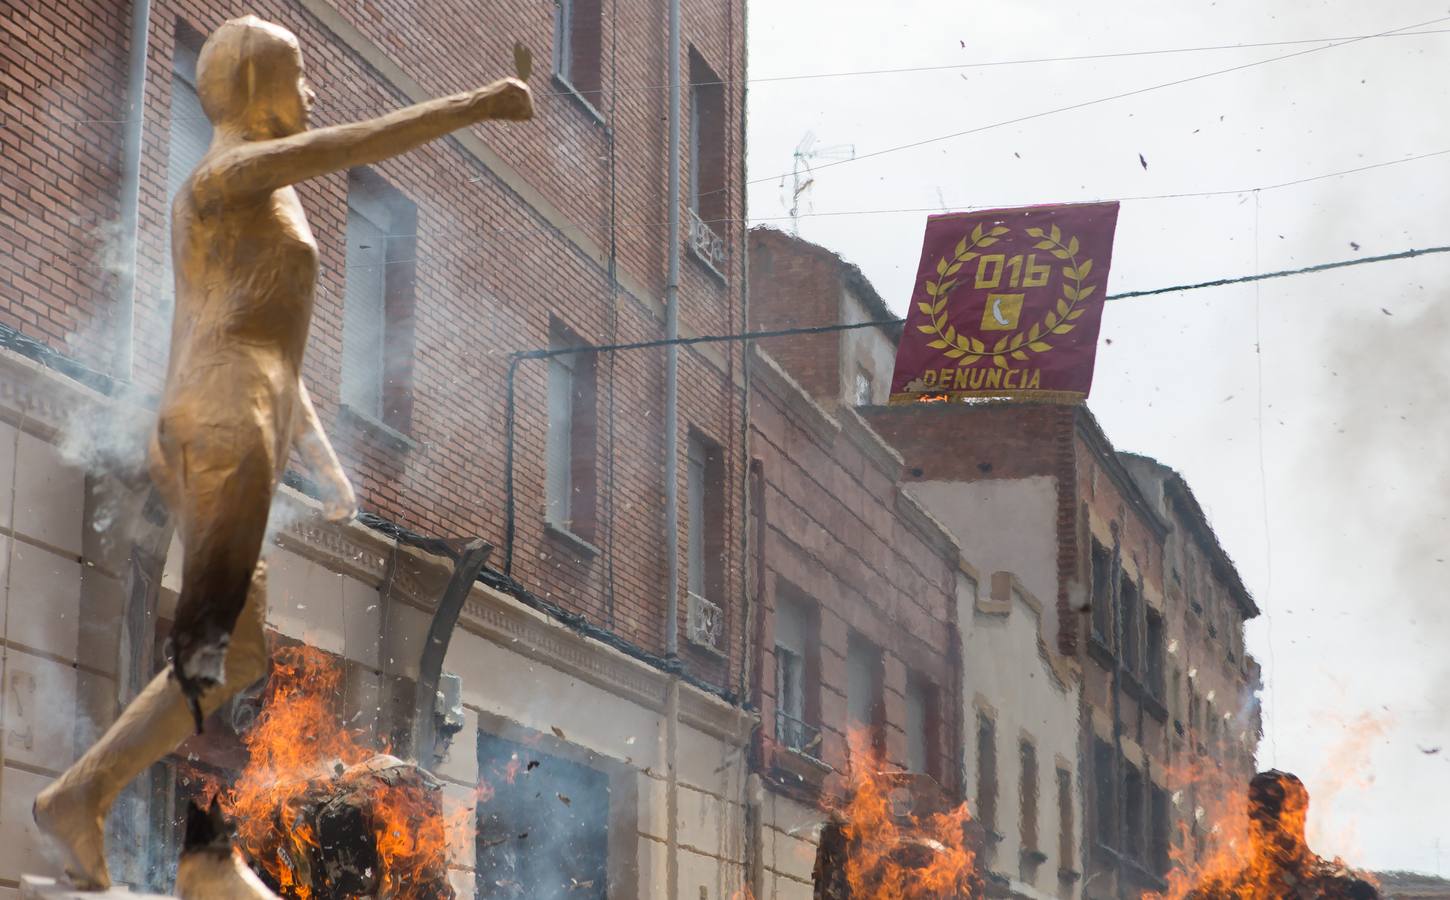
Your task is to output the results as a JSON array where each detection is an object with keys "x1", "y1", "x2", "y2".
[
  {"x1": 976, "y1": 711, "x2": 999, "y2": 834},
  {"x1": 545, "y1": 318, "x2": 598, "y2": 542},
  {"x1": 1019, "y1": 737, "x2": 1040, "y2": 854},
  {"x1": 686, "y1": 428, "x2": 726, "y2": 604},
  {"x1": 340, "y1": 168, "x2": 418, "y2": 440}
]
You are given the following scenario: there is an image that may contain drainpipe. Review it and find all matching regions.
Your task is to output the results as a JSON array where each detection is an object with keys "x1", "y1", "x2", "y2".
[
  {"x1": 664, "y1": 0, "x2": 683, "y2": 895},
  {"x1": 114, "y1": 0, "x2": 151, "y2": 382},
  {"x1": 664, "y1": 0, "x2": 683, "y2": 662}
]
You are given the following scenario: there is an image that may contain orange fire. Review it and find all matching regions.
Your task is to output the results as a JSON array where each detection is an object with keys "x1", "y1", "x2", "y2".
[
  {"x1": 831, "y1": 730, "x2": 978, "y2": 899},
  {"x1": 1148, "y1": 733, "x2": 1382, "y2": 900},
  {"x1": 1146, "y1": 751, "x2": 1257, "y2": 900},
  {"x1": 210, "y1": 645, "x2": 467, "y2": 899}
]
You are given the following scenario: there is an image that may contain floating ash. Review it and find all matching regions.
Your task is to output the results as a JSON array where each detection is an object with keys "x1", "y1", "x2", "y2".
[
  {"x1": 207, "y1": 646, "x2": 461, "y2": 900},
  {"x1": 1159, "y1": 770, "x2": 1379, "y2": 900}
]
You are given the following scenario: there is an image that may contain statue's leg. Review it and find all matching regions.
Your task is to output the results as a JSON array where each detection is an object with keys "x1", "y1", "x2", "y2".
[
  {"x1": 33, "y1": 562, "x2": 270, "y2": 890},
  {"x1": 167, "y1": 444, "x2": 273, "y2": 722}
]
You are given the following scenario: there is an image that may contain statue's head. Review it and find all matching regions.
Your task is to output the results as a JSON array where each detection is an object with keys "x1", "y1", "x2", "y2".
[
  {"x1": 196, "y1": 16, "x2": 315, "y2": 138},
  {"x1": 1248, "y1": 769, "x2": 1310, "y2": 859}
]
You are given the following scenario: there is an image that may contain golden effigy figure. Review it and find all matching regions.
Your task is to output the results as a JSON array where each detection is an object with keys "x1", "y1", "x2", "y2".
[{"x1": 33, "y1": 15, "x2": 532, "y2": 889}]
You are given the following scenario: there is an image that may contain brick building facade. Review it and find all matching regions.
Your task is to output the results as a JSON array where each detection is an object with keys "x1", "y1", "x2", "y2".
[
  {"x1": 867, "y1": 401, "x2": 1261, "y2": 899},
  {"x1": 744, "y1": 228, "x2": 963, "y2": 895},
  {"x1": 2, "y1": 0, "x2": 756, "y2": 897}
]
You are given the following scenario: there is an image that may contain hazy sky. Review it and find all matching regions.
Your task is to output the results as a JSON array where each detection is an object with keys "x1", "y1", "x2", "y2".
[{"x1": 747, "y1": 0, "x2": 1450, "y2": 874}]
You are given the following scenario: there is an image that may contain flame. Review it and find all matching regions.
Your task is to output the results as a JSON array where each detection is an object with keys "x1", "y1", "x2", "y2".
[
  {"x1": 834, "y1": 729, "x2": 978, "y2": 899},
  {"x1": 218, "y1": 645, "x2": 464, "y2": 898},
  {"x1": 1148, "y1": 747, "x2": 1374, "y2": 892},
  {"x1": 1149, "y1": 752, "x2": 1256, "y2": 899}
]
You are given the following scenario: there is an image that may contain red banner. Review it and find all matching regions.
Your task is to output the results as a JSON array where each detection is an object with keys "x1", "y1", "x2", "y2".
[{"x1": 889, "y1": 202, "x2": 1120, "y2": 404}]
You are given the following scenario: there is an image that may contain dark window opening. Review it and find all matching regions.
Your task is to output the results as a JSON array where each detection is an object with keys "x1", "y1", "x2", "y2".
[
  {"x1": 904, "y1": 672, "x2": 940, "y2": 779},
  {"x1": 687, "y1": 429, "x2": 726, "y2": 605},
  {"x1": 545, "y1": 318, "x2": 598, "y2": 540},
  {"x1": 476, "y1": 732, "x2": 609, "y2": 899},
  {"x1": 1147, "y1": 607, "x2": 1166, "y2": 700},
  {"x1": 1151, "y1": 782, "x2": 1171, "y2": 877},
  {"x1": 1124, "y1": 762, "x2": 1145, "y2": 862},
  {"x1": 1092, "y1": 738, "x2": 1115, "y2": 850},
  {"x1": 1121, "y1": 575, "x2": 1142, "y2": 676},
  {"x1": 977, "y1": 712, "x2": 998, "y2": 833},
  {"x1": 1019, "y1": 738, "x2": 1039, "y2": 853},
  {"x1": 846, "y1": 633, "x2": 885, "y2": 758},
  {"x1": 342, "y1": 168, "x2": 417, "y2": 435},
  {"x1": 687, "y1": 48, "x2": 727, "y2": 272},
  {"x1": 552, "y1": 0, "x2": 603, "y2": 103},
  {"x1": 168, "y1": 22, "x2": 211, "y2": 203},
  {"x1": 773, "y1": 585, "x2": 821, "y2": 756},
  {"x1": 1090, "y1": 541, "x2": 1113, "y2": 646},
  {"x1": 1057, "y1": 767, "x2": 1075, "y2": 871}
]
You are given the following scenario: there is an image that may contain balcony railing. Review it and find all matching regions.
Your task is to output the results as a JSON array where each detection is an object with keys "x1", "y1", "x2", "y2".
[
  {"x1": 776, "y1": 710, "x2": 822, "y2": 758},
  {"x1": 687, "y1": 206, "x2": 728, "y2": 275}
]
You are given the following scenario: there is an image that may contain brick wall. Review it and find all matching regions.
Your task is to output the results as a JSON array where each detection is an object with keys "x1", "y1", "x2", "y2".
[
  {"x1": 747, "y1": 227, "x2": 846, "y2": 403},
  {"x1": 0, "y1": 0, "x2": 747, "y2": 688},
  {"x1": 751, "y1": 353, "x2": 959, "y2": 803},
  {"x1": 0, "y1": 3, "x2": 128, "y2": 362}
]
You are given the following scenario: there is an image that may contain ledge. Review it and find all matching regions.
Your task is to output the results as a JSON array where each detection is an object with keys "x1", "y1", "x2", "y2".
[
  {"x1": 551, "y1": 72, "x2": 607, "y2": 125},
  {"x1": 340, "y1": 402, "x2": 418, "y2": 453},
  {"x1": 1087, "y1": 634, "x2": 1115, "y2": 671},
  {"x1": 22, "y1": 876, "x2": 172, "y2": 900},
  {"x1": 544, "y1": 520, "x2": 602, "y2": 559},
  {"x1": 688, "y1": 240, "x2": 729, "y2": 282},
  {"x1": 768, "y1": 740, "x2": 833, "y2": 785}
]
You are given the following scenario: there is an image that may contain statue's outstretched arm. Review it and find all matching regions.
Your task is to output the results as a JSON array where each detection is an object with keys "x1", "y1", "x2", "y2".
[
  {"x1": 201, "y1": 77, "x2": 532, "y2": 199},
  {"x1": 293, "y1": 379, "x2": 357, "y2": 523}
]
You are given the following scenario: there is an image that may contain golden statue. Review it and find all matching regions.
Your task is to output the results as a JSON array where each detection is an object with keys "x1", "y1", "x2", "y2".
[{"x1": 33, "y1": 15, "x2": 532, "y2": 889}]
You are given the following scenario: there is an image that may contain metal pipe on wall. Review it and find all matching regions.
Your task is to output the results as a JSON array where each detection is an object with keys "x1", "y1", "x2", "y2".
[
  {"x1": 664, "y1": 0, "x2": 684, "y2": 895},
  {"x1": 115, "y1": 0, "x2": 151, "y2": 382},
  {"x1": 664, "y1": 0, "x2": 683, "y2": 661}
]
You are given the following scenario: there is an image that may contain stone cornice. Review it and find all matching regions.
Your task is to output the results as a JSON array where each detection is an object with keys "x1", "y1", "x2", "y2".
[
  {"x1": 749, "y1": 345, "x2": 840, "y2": 446},
  {"x1": 837, "y1": 406, "x2": 903, "y2": 476},
  {"x1": 271, "y1": 489, "x2": 755, "y2": 744}
]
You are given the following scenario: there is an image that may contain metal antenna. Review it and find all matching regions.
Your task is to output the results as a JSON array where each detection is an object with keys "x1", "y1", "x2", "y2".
[{"x1": 788, "y1": 131, "x2": 854, "y2": 234}]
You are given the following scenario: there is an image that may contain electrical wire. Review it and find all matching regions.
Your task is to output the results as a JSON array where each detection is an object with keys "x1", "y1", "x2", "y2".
[
  {"x1": 23, "y1": 26, "x2": 1450, "y2": 128},
  {"x1": 743, "y1": 14, "x2": 1450, "y2": 188}
]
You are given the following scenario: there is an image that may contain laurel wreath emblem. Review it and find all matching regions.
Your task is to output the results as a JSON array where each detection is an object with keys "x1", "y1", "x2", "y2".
[{"x1": 916, "y1": 222, "x2": 1096, "y2": 370}]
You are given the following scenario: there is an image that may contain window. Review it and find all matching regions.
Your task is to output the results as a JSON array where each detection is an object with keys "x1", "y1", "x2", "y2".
[
  {"x1": 853, "y1": 366, "x2": 873, "y2": 405},
  {"x1": 846, "y1": 634, "x2": 884, "y2": 756},
  {"x1": 976, "y1": 712, "x2": 998, "y2": 833},
  {"x1": 1121, "y1": 575, "x2": 1142, "y2": 675},
  {"x1": 687, "y1": 430, "x2": 725, "y2": 602},
  {"x1": 687, "y1": 48, "x2": 727, "y2": 268},
  {"x1": 552, "y1": 0, "x2": 602, "y2": 102},
  {"x1": 1057, "y1": 767, "x2": 1075, "y2": 872},
  {"x1": 1090, "y1": 541, "x2": 1113, "y2": 645},
  {"x1": 1147, "y1": 607, "x2": 1166, "y2": 700},
  {"x1": 904, "y1": 672, "x2": 938, "y2": 778},
  {"x1": 1151, "y1": 782, "x2": 1171, "y2": 876},
  {"x1": 1124, "y1": 762, "x2": 1144, "y2": 861},
  {"x1": 1172, "y1": 668, "x2": 1184, "y2": 726},
  {"x1": 342, "y1": 169, "x2": 418, "y2": 434},
  {"x1": 774, "y1": 588, "x2": 819, "y2": 756},
  {"x1": 168, "y1": 24, "x2": 211, "y2": 202},
  {"x1": 1019, "y1": 738, "x2": 1039, "y2": 853},
  {"x1": 476, "y1": 732, "x2": 608, "y2": 899},
  {"x1": 1092, "y1": 738, "x2": 1115, "y2": 849},
  {"x1": 545, "y1": 318, "x2": 597, "y2": 538}
]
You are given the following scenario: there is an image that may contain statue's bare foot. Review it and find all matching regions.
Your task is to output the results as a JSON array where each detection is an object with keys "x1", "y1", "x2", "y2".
[{"x1": 33, "y1": 779, "x2": 111, "y2": 890}]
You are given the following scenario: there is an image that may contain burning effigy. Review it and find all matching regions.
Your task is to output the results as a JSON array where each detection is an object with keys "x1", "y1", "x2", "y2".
[
  {"x1": 812, "y1": 766, "x2": 980, "y2": 899},
  {"x1": 201, "y1": 646, "x2": 460, "y2": 900},
  {"x1": 1176, "y1": 770, "x2": 1379, "y2": 900}
]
